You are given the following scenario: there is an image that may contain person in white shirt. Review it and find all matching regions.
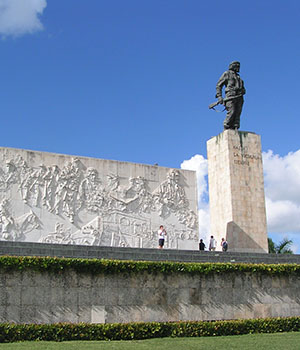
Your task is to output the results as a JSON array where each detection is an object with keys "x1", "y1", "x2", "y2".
[
  {"x1": 158, "y1": 225, "x2": 167, "y2": 249},
  {"x1": 209, "y1": 235, "x2": 217, "y2": 251}
]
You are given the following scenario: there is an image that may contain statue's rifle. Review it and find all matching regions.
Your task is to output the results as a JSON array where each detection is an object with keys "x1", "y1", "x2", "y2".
[{"x1": 208, "y1": 94, "x2": 243, "y2": 112}]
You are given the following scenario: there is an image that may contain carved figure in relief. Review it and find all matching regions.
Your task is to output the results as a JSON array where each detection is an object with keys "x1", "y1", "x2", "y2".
[
  {"x1": 165, "y1": 226, "x2": 176, "y2": 249},
  {"x1": 78, "y1": 168, "x2": 104, "y2": 212},
  {"x1": 155, "y1": 170, "x2": 188, "y2": 218},
  {"x1": 125, "y1": 176, "x2": 146, "y2": 198},
  {"x1": 119, "y1": 239, "x2": 130, "y2": 247},
  {"x1": 0, "y1": 199, "x2": 14, "y2": 239},
  {"x1": 106, "y1": 174, "x2": 129, "y2": 207},
  {"x1": 125, "y1": 176, "x2": 155, "y2": 214},
  {"x1": 106, "y1": 196, "x2": 126, "y2": 213},
  {"x1": 54, "y1": 158, "x2": 82, "y2": 222},
  {"x1": 0, "y1": 199, "x2": 40, "y2": 241},
  {"x1": 72, "y1": 224, "x2": 101, "y2": 245},
  {"x1": 187, "y1": 230, "x2": 196, "y2": 240},
  {"x1": 30, "y1": 164, "x2": 47, "y2": 206},
  {"x1": 176, "y1": 208, "x2": 198, "y2": 229},
  {"x1": 136, "y1": 188, "x2": 155, "y2": 213},
  {"x1": 63, "y1": 178, "x2": 78, "y2": 223},
  {"x1": 53, "y1": 178, "x2": 67, "y2": 214},
  {"x1": 21, "y1": 173, "x2": 34, "y2": 203},
  {"x1": 42, "y1": 165, "x2": 60, "y2": 211},
  {"x1": 107, "y1": 173, "x2": 120, "y2": 192},
  {"x1": 40, "y1": 223, "x2": 74, "y2": 244},
  {"x1": 0, "y1": 160, "x2": 18, "y2": 190},
  {"x1": 186, "y1": 211, "x2": 198, "y2": 230},
  {"x1": 17, "y1": 158, "x2": 33, "y2": 203},
  {"x1": 14, "y1": 210, "x2": 41, "y2": 236}
]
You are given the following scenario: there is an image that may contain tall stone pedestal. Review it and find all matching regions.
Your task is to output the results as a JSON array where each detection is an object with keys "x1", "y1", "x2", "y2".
[{"x1": 207, "y1": 130, "x2": 268, "y2": 253}]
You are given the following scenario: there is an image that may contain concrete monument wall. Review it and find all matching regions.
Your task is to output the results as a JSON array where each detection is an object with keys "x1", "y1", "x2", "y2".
[
  {"x1": 207, "y1": 130, "x2": 268, "y2": 253},
  {"x1": 1, "y1": 268, "x2": 299, "y2": 323},
  {"x1": 0, "y1": 147, "x2": 198, "y2": 249}
]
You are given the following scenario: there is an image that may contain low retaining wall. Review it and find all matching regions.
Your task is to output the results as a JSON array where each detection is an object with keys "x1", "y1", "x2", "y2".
[{"x1": 1, "y1": 266, "x2": 299, "y2": 323}]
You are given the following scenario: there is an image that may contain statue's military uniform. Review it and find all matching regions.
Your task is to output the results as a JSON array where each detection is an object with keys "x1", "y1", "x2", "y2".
[{"x1": 216, "y1": 62, "x2": 246, "y2": 130}]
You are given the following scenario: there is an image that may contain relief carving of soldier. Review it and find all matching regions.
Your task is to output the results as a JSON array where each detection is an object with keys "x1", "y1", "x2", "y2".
[
  {"x1": 0, "y1": 199, "x2": 14, "y2": 239},
  {"x1": 78, "y1": 168, "x2": 104, "y2": 212},
  {"x1": 42, "y1": 165, "x2": 60, "y2": 211},
  {"x1": 211, "y1": 61, "x2": 246, "y2": 130},
  {"x1": 155, "y1": 170, "x2": 188, "y2": 218},
  {"x1": 0, "y1": 160, "x2": 19, "y2": 190}
]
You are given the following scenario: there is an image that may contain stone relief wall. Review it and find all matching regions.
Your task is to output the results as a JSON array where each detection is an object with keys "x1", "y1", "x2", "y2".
[{"x1": 0, "y1": 148, "x2": 198, "y2": 249}]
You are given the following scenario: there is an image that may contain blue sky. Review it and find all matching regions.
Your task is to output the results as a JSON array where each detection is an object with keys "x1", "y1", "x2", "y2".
[{"x1": 1, "y1": 0, "x2": 300, "y2": 251}]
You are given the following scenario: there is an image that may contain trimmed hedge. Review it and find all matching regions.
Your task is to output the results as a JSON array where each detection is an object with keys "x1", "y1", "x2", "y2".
[
  {"x1": 0, "y1": 317, "x2": 300, "y2": 342},
  {"x1": 0, "y1": 255, "x2": 300, "y2": 276}
]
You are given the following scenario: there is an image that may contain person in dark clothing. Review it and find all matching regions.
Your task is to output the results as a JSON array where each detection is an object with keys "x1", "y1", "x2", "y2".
[
  {"x1": 199, "y1": 239, "x2": 205, "y2": 251},
  {"x1": 221, "y1": 237, "x2": 228, "y2": 252}
]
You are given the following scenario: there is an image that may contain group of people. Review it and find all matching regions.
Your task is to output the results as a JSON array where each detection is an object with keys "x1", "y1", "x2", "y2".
[
  {"x1": 199, "y1": 236, "x2": 228, "y2": 252},
  {"x1": 157, "y1": 225, "x2": 228, "y2": 252}
]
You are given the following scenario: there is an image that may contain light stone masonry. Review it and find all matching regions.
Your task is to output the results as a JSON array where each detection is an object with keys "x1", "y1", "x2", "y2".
[
  {"x1": 207, "y1": 130, "x2": 268, "y2": 253},
  {"x1": 0, "y1": 269, "x2": 299, "y2": 324},
  {"x1": 0, "y1": 147, "x2": 198, "y2": 249}
]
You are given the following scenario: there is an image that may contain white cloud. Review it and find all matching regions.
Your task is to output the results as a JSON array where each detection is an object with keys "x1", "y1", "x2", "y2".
[
  {"x1": 263, "y1": 150, "x2": 300, "y2": 234},
  {"x1": 181, "y1": 154, "x2": 210, "y2": 242},
  {"x1": 181, "y1": 149, "x2": 300, "y2": 247},
  {"x1": 265, "y1": 198, "x2": 300, "y2": 232},
  {"x1": 263, "y1": 150, "x2": 300, "y2": 202},
  {"x1": 180, "y1": 154, "x2": 208, "y2": 204},
  {"x1": 197, "y1": 206, "x2": 210, "y2": 242},
  {"x1": 0, "y1": 0, "x2": 47, "y2": 37}
]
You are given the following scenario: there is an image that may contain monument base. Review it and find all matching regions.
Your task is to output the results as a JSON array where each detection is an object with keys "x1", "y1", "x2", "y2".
[
  {"x1": 226, "y1": 221, "x2": 267, "y2": 253},
  {"x1": 207, "y1": 130, "x2": 268, "y2": 253}
]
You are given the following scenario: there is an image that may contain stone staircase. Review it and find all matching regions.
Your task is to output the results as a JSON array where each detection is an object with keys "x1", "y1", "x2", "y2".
[{"x1": 0, "y1": 240, "x2": 300, "y2": 264}]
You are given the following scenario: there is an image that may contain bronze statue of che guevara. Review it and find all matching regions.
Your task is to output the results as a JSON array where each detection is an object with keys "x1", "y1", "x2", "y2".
[{"x1": 210, "y1": 61, "x2": 246, "y2": 130}]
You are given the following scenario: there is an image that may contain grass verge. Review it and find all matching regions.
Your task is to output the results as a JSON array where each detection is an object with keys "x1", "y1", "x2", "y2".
[{"x1": 0, "y1": 332, "x2": 300, "y2": 350}]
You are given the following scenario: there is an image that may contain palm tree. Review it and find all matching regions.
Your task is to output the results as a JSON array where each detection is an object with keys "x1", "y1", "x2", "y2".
[
  {"x1": 268, "y1": 237, "x2": 293, "y2": 254},
  {"x1": 276, "y1": 237, "x2": 293, "y2": 254},
  {"x1": 268, "y1": 238, "x2": 276, "y2": 254}
]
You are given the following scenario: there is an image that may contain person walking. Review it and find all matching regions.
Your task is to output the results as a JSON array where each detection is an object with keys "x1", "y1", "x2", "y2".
[
  {"x1": 209, "y1": 236, "x2": 217, "y2": 251},
  {"x1": 221, "y1": 238, "x2": 228, "y2": 252},
  {"x1": 199, "y1": 239, "x2": 205, "y2": 251}
]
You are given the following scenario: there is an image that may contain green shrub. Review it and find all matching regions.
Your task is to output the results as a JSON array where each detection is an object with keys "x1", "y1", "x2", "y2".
[
  {"x1": 0, "y1": 317, "x2": 300, "y2": 343},
  {"x1": 0, "y1": 255, "x2": 300, "y2": 276}
]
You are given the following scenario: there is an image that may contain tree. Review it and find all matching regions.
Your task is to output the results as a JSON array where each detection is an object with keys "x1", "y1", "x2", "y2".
[
  {"x1": 268, "y1": 238, "x2": 276, "y2": 254},
  {"x1": 268, "y1": 237, "x2": 293, "y2": 254}
]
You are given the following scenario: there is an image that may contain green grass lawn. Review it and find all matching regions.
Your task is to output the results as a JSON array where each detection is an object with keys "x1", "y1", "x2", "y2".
[{"x1": 0, "y1": 332, "x2": 300, "y2": 350}]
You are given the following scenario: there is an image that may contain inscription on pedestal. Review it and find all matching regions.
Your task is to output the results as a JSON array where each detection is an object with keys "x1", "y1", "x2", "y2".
[{"x1": 233, "y1": 145, "x2": 262, "y2": 166}]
